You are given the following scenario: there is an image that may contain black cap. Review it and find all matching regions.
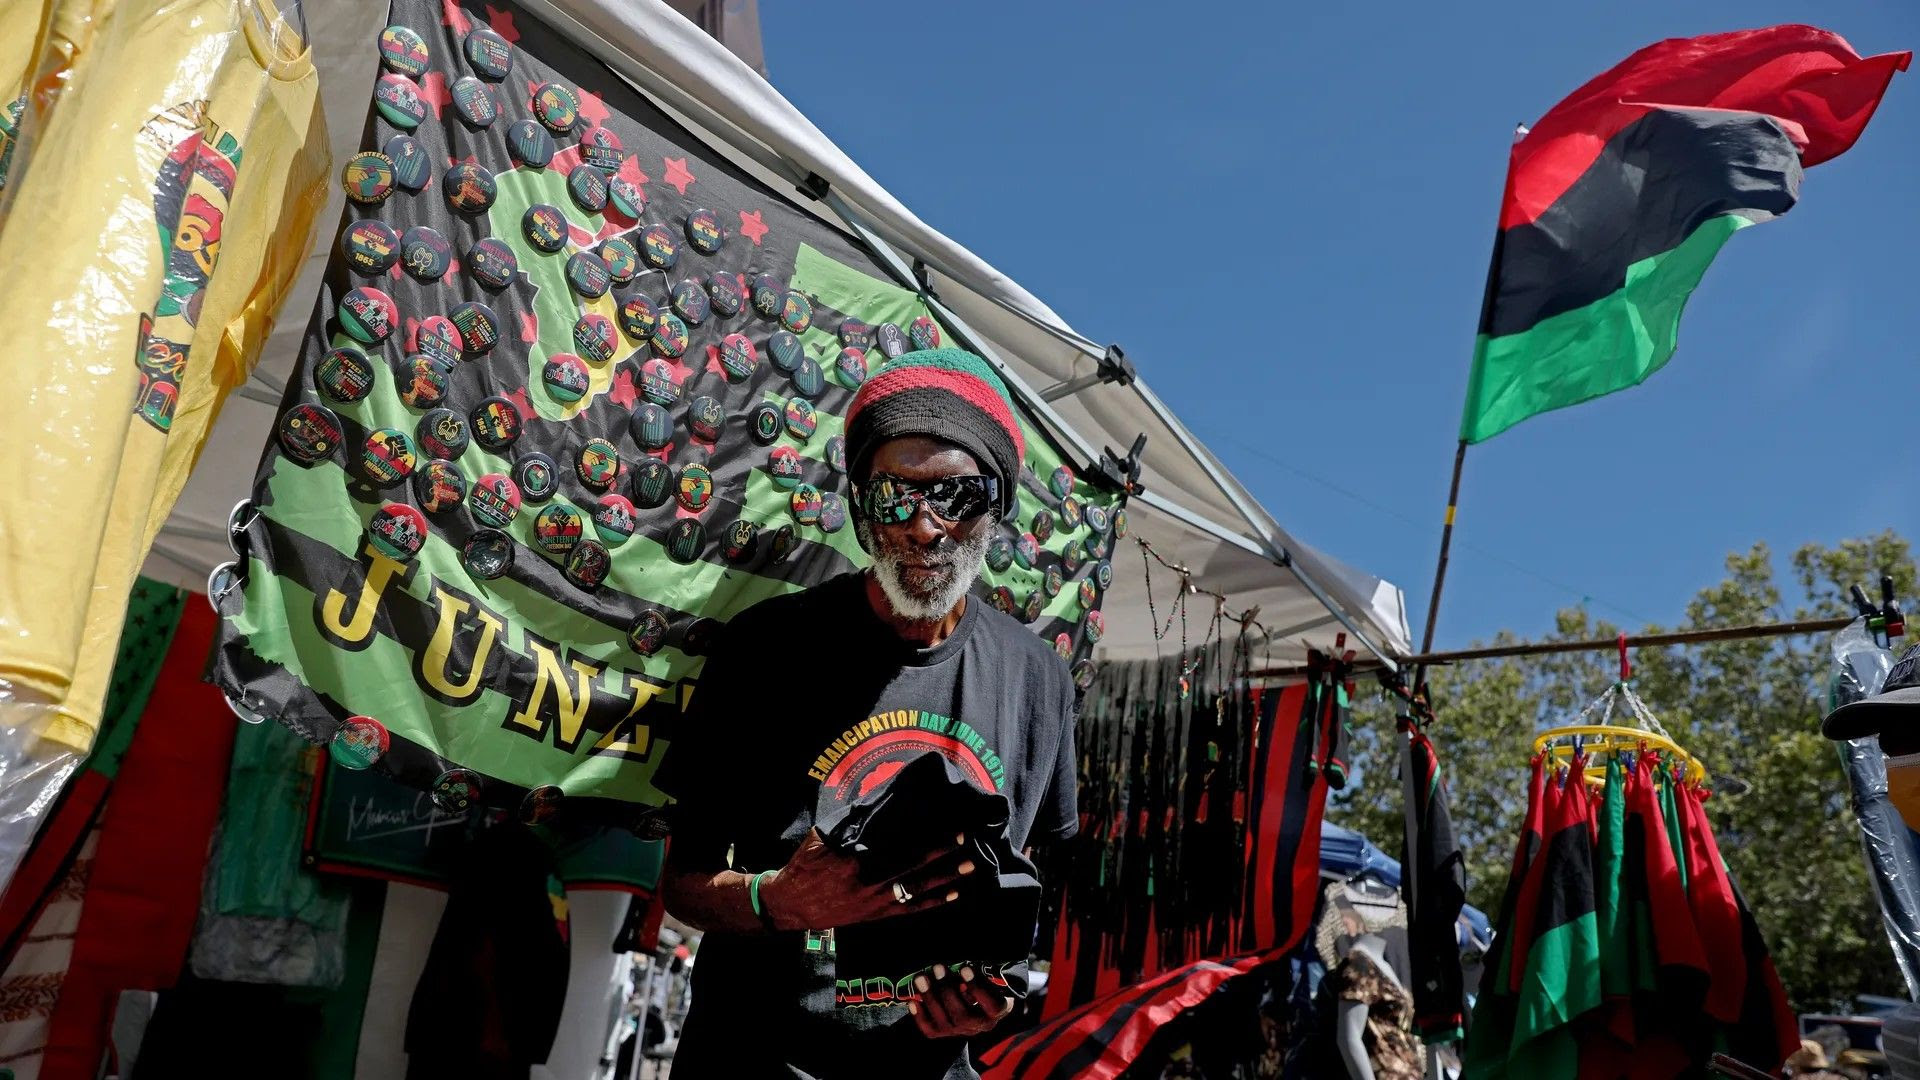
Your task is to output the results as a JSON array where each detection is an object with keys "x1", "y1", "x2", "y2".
[{"x1": 1824, "y1": 640, "x2": 1920, "y2": 739}]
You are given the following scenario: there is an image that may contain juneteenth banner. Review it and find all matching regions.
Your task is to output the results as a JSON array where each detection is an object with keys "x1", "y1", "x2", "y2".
[{"x1": 212, "y1": 0, "x2": 1124, "y2": 825}]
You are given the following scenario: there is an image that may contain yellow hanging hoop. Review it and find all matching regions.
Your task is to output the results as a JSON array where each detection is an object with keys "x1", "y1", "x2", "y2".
[{"x1": 1532, "y1": 723, "x2": 1708, "y2": 786}]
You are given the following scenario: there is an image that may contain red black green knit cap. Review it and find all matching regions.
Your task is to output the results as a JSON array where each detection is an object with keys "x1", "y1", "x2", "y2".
[{"x1": 845, "y1": 348, "x2": 1026, "y2": 516}]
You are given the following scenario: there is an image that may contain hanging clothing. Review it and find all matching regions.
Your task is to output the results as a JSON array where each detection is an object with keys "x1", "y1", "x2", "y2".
[{"x1": 1400, "y1": 723, "x2": 1467, "y2": 1044}]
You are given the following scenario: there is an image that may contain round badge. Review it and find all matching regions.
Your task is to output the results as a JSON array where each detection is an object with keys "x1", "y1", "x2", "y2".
[
  {"x1": 513, "y1": 452, "x2": 560, "y2": 503},
  {"x1": 1054, "y1": 632, "x2": 1073, "y2": 659},
  {"x1": 639, "y1": 358, "x2": 682, "y2": 406},
  {"x1": 520, "y1": 785, "x2": 564, "y2": 826},
  {"x1": 708, "y1": 273, "x2": 746, "y2": 317},
  {"x1": 723, "y1": 519, "x2": 758, "y2": 561},
  {"x1": 767, "y1": 330, "x2": 803, "y2": 373},
  {"x1": 339, "y1": 148, "x2": 391, "y2": 203},
  {"x1": 330, "y1": 716, "x2": 390, "y2": 770},
  {"x1": 779, "y1": 291, "x2": 813, "y2": 333},
  {"x1": 749, "y1": 403, "x2": 781, "y2": 444},
  {"x1": 620, "y1": 296, "x2": 659, "y2": 343},
  {"x1": 986, "y1": 536, "x2": 1014, "y2": 573},
  {"x1": 278, "y1": 403, "x2": 342, "y2": 465},
  {"x1": 384, "y1": 134, "x2": 431, "y2": 191},
  {"x1": 507, "y1": 119, "x2": 556, "y2": 168},
  {"x1": 1049, "y1": 466, "x2": 1075, "y2": 500},
  {"x1": 1059, "y1": 495, "x2": 1083, "y2": 531},
  {"x1": 463, "y1": 27, "x2": 513, "y2": 79},
  {"x1": 1023, "y1": 590, "x2": 1044, "y2": 624},
  {"x1": 594, "y1": 493, "x2": 637, "y2": 544},
  {"x1": 362, "y1": 428, "x2": 418, "y2": 485},
  {"x1": 567, "y1": 251, "x2": 612, "y2": 298},
  {"x1": 670, "y1": 278, "x2": 710, "y2": 325},
  {"x1": 431, "y1": 768, "x2": 482, "y2": 814},
  {"x1": 1097, "y1": 560, "x2": 1114, "y2": 589},
  {"x1": 1087, "y1": 532, "x2": 1110, "y2": 559},
  {"x1": 342, "y1": 219, "x2": 399, "y2": 276},
  {"x1": 533, "y1": 503, "x2": 585, "y2": 555},
  {"x1": 400, "y1": 225, "x2": 452, "y2": 281},
  {"x1": 650, "y1": 313, "x2": 689, "y2": 358},
  {"x1": 573, "y1": 313, "x2": 618, "y2": 364},
  {"x1": 470, "y1": 396, "x2": 523, "y2": 451},
  {"x1": 640, "y1": 224, "x2": 678, "y2": 270},
  {"x1": 1013, "y1": 532, "x2": 1039, "y2": 570},
  {"x1": 415, "y1": 459, "x2": 468, "y2": 513},
  {"x1": 579, "y1": 125, "x2": 624, "y2": 172},
  {"x1": 989, "y1": 586, "x2": 1018, "y2": 616},
  {"x1": 532, "y1": 81, "x2": 580, "y2": 133},
  {"x1": 601, "y1": 173, "x2": 642, "y2": 219},
  {"x1": 838, "y1": 320, "x2": 875, "y2": 349},
  {"x1": 367, "y1": 502, "x2": 427, "y2": 561},
  {"x1": 1084, "y1": 608, "x2": 1106, "y2": 643},
  {"x1": 769, "y1": 523, "x2": 798, "y2": 563},
  {"x1": 767, "y1": 446, "x2": 803, "y2": 490},
  {"x1": 684, "y1": 209, "x2": 724, "y2": 254},
  {"x1": 683, "y1": 618, "x2": 723, "y2": 656},
  {"x1": 417, "y1": 407, "x2": 470, "y2": 460},
  {"x1": 1079, "y1": 578, "x2": 1098, "y2": 610},
  {"x1": 835, "y1": 347, "x2": 868, "y2": 387},
  {"x1": 630, "y1": 402, "x2": 672, "y2": 449},
  {"x1": 565, "y1": 539, "x2": 611, "y2": 589},
  {"x1": 599, "y1": 237, "x2": 640, "y2": 284},
  {"x1": 632, "y1": 459, "x2": 673, "y2": 508},
  {"x1": 908, "y1": 315, "x2": 941, "y2": 351},
  {"x1": 1031, "y1": 510, "x2": 1054, "y2": 544},
  {"x1": 676, "y1": 462, "x2": 713, "y2": 512},
  {"x1": 378, "y1": 25, "x2": 430, "y2": 76},
  {"x1": 444, "y1": 162, "x2": 497, "y2": 214},
  {"x1": 1086, "y1": 504, "x2": 1111, "y2": 534},
  {"x1": 316, "y1": 346, "x2": 376, "y2": 403},
  {"x1": 792, "y1": 356, "x2": 825, "y2": 398},
  {"x1": 666, "y1": 518, "x2": 704, "y2": 563},
  {"x1": 784, "y1": 397, "x2": 817, "y2": 441},
  {"x1": 1072, "y1": 659, "x2": 1096, "y2": 691},
  {"x1": 578, "y1": 438, "x2": 620, "y2": 490},
  {"x1": 396, "y1": 354, "x2": 450, "y2": 409},
  {"x1": 825, "y1": 435, "x2": 847, "y2": 474},
  {"x1": 751, "y1": 275, "x2": 785, "y2": 317},
  {"x1": 1044, "y1": 565, "x2": 1064, "y2": 597},
  {"x1": 462, "y1": 528, "x2": 515, "y2": 579},
  {"x1": 449, "y1": 302, "x2": 499, "y2": 357},
  {"x1": 1112, "y1": 508, "x2": 1129, "y2": 539},
  {"x1": 875, "y1": 322, "x2": 908, "y2": 359},
  {"x1": 542, "y1": 353, "x2": 591, "y2": 404},
  {"x1": 452, "y1": 76, "x2": 500, "y2": 127},
  {"x1": 628, "y1": 609, "x2": 669, "y2": 655},
  {"x1": 338, "y1": 286, "x2": 397, "y2": 345},
  {"x1": 818, "y1": 492, "x2": 847, "y2": 533},
  {"x1": 719, "y1": 333, "x2": 757, "y2": 382},
  {"x1": 790, "y1": 483, "x2": 822, "y2": 525},
  {"x1": 466, "y1": 237, "x2": 518, "y2": 290},
  {"x1": 373, "y1": 73, "x2": 427, "y2": 130},
  {"x1": 568, "y1": 165, "x2": 609, "y2": 213},
  {"x1": 1063, "y1": 543, "x2": 1085, "y2": 575},
  {"x1": 687, "y1": 396, "x2": 724, "y2": 443}
]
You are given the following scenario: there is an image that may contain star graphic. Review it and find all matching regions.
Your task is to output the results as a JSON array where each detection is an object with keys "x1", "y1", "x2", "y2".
[
  {"x1": 441, "y1": 0, "x2": 471, "y2": 35},
  {"x1": 609, "y1": 367, "x2": 639, "y2": 409},
  {"x1": 444, "y1": 152, "x2": 479, "y2": 168},
  {"x1": 505, "y1": 387, "x2": 534, "y2": 420},
  {"x1": 419, "y1": 71, "x2": 453, "y2": 120},
  {"x1": 663, "y1": 157, "x2": 695, "y2": 195},
  {"x1": 616, "y1": 156, "x2": 649, "y2": 186},
  {"x1": 578, "y1": 90, "x2": 610, "y2": 128},
  {"x1": 703, "y1": 344, "x2": 728, "y2": 380},
  {"x1": 404, "y1": 318, "x2": 422, "y2": 351},
  {"x1": 518, "y1": 311, "x2": 539, "y2": 343},
  {"x1": 485, "y1": 4, "x2": 519, "y2": 42},
  {"x1": 567, "y1": 223, "x2": 597, "y2": 249},
  {"x1": 738, "y1": 210, "x2": 769, "y2": 246}
]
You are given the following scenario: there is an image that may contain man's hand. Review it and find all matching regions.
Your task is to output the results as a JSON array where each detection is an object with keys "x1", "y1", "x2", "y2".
[
  {"x1": 908, "y1": 964, "x2": 1015, "y2": 1039},
  {"x1": 758, "y1": 829, "x2": 975, "y2": 931}
]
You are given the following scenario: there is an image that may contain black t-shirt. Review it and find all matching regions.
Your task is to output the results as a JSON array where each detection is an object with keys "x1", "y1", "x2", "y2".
[{"x1": 654, "y1": 571, "x2": 1079, "y2": 1079}]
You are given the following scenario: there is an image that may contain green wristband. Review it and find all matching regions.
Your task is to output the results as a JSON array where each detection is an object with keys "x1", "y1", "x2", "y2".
[{"x1": 749, "y1": 870, "x2": 769, "y2": 916}]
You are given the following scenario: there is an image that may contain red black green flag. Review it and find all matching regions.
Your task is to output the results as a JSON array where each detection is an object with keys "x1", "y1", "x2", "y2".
[{"x1": 1461, "y1": 25, "x2": 1907, "y2": 443}]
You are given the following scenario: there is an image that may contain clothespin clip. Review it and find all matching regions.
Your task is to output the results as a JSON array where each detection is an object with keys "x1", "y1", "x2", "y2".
[
  {"x1": 1617, "y1": 633, "x2": 1631, "y2": 686},
  {"x1": 1883, "y1": 576, "x2": 1905, "y2": 640}
]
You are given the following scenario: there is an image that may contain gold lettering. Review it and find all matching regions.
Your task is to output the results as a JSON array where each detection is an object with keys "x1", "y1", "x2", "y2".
[
  {"x1": 590, "y1": 674, "x2": 664, "y2": 759},
  {"x1": 318, "y1": 546, "x2": 407, "y2": 647},
  {"x1": 506, "y1": 639, "x2": 604, "y2": 751},
  {"x1": 418, "y1": 586, "x2": 503, "y2": 703}
]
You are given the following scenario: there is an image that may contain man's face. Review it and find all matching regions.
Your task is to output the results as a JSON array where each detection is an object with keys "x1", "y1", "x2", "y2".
[{"x1": 854, "y1": 436, "x2": 997, "y2": 620}]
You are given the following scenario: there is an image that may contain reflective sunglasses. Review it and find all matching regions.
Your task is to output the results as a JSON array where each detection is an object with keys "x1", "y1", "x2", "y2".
[{"x1": 853, "y1": 474, "x2": 999, "y2": 524}]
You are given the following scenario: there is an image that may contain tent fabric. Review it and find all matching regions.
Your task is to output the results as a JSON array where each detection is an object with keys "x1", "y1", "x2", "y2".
[
  {"x1": 139, "y1": 0, "x2": 1409, "y2": 671},
  {"x1": 1320, "y1": 823, "x2": 1491, "y2": 947}
]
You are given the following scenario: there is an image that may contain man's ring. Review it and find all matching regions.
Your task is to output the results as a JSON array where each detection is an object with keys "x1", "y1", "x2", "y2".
[{"x1": 892, "y1": 882, "x2": 912, "y2": 904}]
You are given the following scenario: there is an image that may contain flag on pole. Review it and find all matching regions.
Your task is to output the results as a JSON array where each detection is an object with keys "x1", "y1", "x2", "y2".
[{"x1": 1460, "y1": 25, "x2": 1908, "y2": 443}]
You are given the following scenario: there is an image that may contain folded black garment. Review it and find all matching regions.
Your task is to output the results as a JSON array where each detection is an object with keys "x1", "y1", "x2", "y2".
[{"x1": 819, "y1": 753, "x2": 1041, "y2": 998}]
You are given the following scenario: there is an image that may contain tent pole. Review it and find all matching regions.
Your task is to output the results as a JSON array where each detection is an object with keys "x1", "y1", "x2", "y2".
[{"x1": 1415, "y1": 440, "x2": 1469, "y2": 688}]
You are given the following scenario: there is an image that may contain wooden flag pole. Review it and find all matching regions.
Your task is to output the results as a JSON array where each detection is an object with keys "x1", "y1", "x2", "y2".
[{"x1": 1415, "y1": 440, "x2": 1469, "y2": 687}]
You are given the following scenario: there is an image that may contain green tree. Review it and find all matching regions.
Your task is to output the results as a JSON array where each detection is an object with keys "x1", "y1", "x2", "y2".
[{"x1": 1330, "y1": 530, "x2": 1916, "y2": 1012}]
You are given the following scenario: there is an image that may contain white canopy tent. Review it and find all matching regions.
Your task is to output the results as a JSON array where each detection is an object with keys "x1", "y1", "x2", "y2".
[{"x1": 144, "y1": 0, "x2": 1411, "y2": 672}]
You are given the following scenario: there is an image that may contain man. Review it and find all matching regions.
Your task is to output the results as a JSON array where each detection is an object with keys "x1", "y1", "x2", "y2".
[{"x1": 656, "y1": 348, "x2": 1080, "y2": 1078}]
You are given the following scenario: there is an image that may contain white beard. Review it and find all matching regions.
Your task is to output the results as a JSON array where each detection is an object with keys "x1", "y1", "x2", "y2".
[{"x1": 857, "y1": 519, "x2": 992, "y2": 622}]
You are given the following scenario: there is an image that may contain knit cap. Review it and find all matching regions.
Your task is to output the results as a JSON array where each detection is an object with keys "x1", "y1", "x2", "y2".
[{"x1": 844, "y1": 348, "x2": 1026, "y2": 516}]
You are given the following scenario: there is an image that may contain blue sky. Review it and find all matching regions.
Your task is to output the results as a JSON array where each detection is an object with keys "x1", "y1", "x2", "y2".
[{"x1": 760, "y1": 2, "x2": 1919, "y2": 650}]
